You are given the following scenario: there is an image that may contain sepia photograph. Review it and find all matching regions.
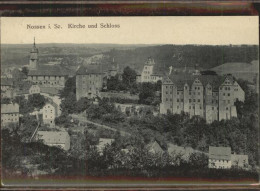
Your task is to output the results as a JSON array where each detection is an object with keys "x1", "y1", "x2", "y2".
[{"x1": 0, "y1": 16, "x2": 259, "y2": 188}]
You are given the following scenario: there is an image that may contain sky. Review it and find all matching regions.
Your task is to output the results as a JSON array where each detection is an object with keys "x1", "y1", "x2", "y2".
[{"x1": 1, "y1": 16, "x2": 259, "y2": 45}]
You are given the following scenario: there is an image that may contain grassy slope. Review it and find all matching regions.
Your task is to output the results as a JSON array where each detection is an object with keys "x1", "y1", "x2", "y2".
[{"x1": 211, "y1": 61, "x2": 259, "y2": 83}]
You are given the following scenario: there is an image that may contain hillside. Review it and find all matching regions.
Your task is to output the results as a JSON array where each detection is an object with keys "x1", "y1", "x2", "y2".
[
  {"x1": 211, "y1": 60, "x2": 259, "y2": 83},
  {"x1": 1, "y1": 43, "x2": 148, "y2": 69},
  {"x1": 104, "y1": 45, "x2": 259, "y2": 73},
  {"x1": 1, "y1": 44, "x2": 258, "y2": 76}
]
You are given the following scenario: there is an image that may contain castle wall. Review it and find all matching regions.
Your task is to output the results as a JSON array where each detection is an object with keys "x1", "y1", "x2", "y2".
[{"x1": 161, "y1": 76, "x2": 243, "y2": 123}]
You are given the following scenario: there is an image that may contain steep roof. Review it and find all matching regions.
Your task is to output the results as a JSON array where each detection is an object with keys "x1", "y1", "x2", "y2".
[
  {"x1": 165, "y1": 74, "x2": 232, "y2": 91},
  {"x1": 36, "y1": 131, "x2": 69, "y2": 144},
  {"x1": 96, "y1": 138, "x2": 115, "y2": 153},
  {"x1": 76, "y1": 64, "x2": 105, "y2": 75},
  {"x1": 146, "y1": 141, "x2": 164, "y2": 154},
  {"x1": 40, "y1": 87, "x2": 61, "y2": 96},
  {"x1": 1, "y1": 103, "x2": 19, "y2": 114},
  {"x1": 167, "y1": 143, "x2": 204, "y2": 161},
  {"x1": 28, "y1": 65, "x2": 70, "y2": 76},
  {"x1": 1, "y1": 78, "x2": 14, "y2": 86},
  {"x1": 209, "y1": 146, "x2": 231, "y2": 160},
  {"x1": 14, "y1": 81, "x2": 33, "y2": 95}
]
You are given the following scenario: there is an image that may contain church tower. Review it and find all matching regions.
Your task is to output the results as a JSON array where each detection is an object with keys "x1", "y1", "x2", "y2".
[{"x1": 29, "y1": 37, "x2": 38, "y2": 70}]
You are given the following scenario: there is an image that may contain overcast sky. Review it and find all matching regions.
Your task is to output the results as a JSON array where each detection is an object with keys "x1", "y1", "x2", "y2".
[{"x1": 1, "y1": 16, "x2": 258, "y2": 45}]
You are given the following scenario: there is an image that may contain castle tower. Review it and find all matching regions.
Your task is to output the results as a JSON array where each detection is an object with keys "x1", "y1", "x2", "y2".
[{"x1": 29, "y1": 37, "x2": 38, "y2": 70}]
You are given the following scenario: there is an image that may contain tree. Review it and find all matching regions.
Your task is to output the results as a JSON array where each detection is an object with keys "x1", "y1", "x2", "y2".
[
  {"x1": 60, "y1": 92, "x2": 77, "y2": 114},
  {"x1": 1, "y1": 97, "x2": 11, "y2": 104},
  {"x1": 14, "y1": 96, "x2": 34, "y2": 114},
  {"x1": 21, "y1": 67, "x2": 29, "y2": 76},
  {"x1": 28, "y1": 94, "x2": 46, "y2": 110},
  {"x1": 75, "y1": 97, "x2": 92, "y2": 113},
  {"x1": 60, "y1": 76, "x2": 76, "y2": 99},
  {"x1": 122, "y1": 66, "x2": 137, "y2": 87},
  {"x1": 139, "y1": 82, "x2": 156, "y2": 105},
  {"x1": 54, "y1": 112, "x2": 72, "y2": 128}
]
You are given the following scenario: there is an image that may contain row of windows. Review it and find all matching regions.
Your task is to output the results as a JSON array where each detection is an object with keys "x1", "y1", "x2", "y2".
[
  {"x1": 82, "y1": 81, "x2": 97, "y2": 85},
  {"x1": 211, "y1": 159, "x2": 230, "y2": 163},
  {"x1": 31, "y1": 76, "x2": 64, "y2": 80},
  {"x1": 165, "y1": 85, "x2": 236, "y2": 91},
  {"x1": 2, "y1": 118, "x2": 18, "y2": 122},
  {"x1": 34, "y1": 81, "x2": 63, "y2": 85},
  {"x1": 4, "y1": 114, "x2": 18, "y2": 117},
  {"x1": 223, "y1": 100, "x2": 231, "y2": 104},
  {"x1": 165, "y1": 91, "x2": 202, "y2": 96},
  {"x1": 223, "y1": 93, "x2": 231, "y2": 96}
]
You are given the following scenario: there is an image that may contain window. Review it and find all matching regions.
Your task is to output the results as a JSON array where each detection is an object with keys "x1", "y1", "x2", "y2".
[
  {"x1": 177, "y1": 99, "x2": 179, "y2": 102},
  {"x1": 189, "y1": 106, "x2": 191, "y2": 109},
  {"x1": 198, "y1": 99, "x2": 200, "y2": 102},
  {"x1": 177, "y1": 92, "x2": 179, "y2": 95},
  {"x1": 216, "y1": 100, "x2": 218, "y2": 104},
  {"x1": 198, "y1": 92, "x2": 200, "y2": 95},
  {"x1": 198, "y1": 87, "x2": 200, "y2": 90},
  {"x1": 193, "y1": 99, "x2": 195, "y2": 102},
  {"x1": 228, "y1": 100, "x2": 230, "y2": 104},
  {"x1": 212, "y1": 107, "x2": 214, "y2": 110},
  {"x1": 223, "y1": 93, "x2": 225, "y2": 96},
  {"x1": 195, "y1": 87, "x2": 197, "y2": 90},
  {"x1": 166, "y1": 91, "x2": 168, "y2": 94},
  {"x1": 181, "y1": 99, "x2": 183, "y2": 102},
  {"x1": 189, "y1": 99, "x2": 191, "y2": 102},
  {"x1": 185, "y1": 86, "x2": 187, "y2": 90},
  {"x1": 228, "y1": 93, "x2": 230, "y2": 96},
  {"x1": 226, "y1": 107, "x2": 228, "y2": 110},
  {"x1": 166, "y1": 98, "x2": 168, "y2": 101},
  {"x1": 170, "y1": 98, "x2": 172, "y2": 101},
  {"x1": 166, "y1": 86, "x2": 168, "y2": 89},
  {"x1": 225, "y1": 87, "x2": 227, "y2": 90},
  {"x1": 189, "y1": 92, "x2": 191, "y2": 95}
]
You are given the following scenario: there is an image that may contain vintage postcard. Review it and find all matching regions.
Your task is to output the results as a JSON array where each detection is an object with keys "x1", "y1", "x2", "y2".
[{"x1": 1, "y1": 16, "x2": 259, "y2": 188}]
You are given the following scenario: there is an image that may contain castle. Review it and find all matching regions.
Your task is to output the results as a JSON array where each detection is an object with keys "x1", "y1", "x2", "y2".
[
  {"x1": 160, "y1": 73, "x2": 245, "y2": 123},
  {"x1": 136, "y1": 57, "x2": 163, "y2": 83}
]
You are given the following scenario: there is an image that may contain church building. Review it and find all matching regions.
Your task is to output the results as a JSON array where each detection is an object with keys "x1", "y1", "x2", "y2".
[{"x1": 27, "y1": 39, "x2": 69, "y2": 89}]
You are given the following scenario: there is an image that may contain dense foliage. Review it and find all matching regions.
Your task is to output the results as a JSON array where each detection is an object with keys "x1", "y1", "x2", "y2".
[
  {"x1": 14, "y1": 94, "x2": 46, "y2": 115},
  {"x1": 105, "y1": 45, "x2": 258, "y2": 72}
]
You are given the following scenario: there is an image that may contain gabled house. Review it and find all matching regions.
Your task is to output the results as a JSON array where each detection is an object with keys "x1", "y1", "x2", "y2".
[
  {"x1": 146, "y1": 141, "x2": 164, "y2": 155},
  {"x1": 208, "y1": 146, "x2": 231, "y2": 169},
  {"x1": 35, "y1": 131, "x2": 70, "y2": 151},
  {"x1": 96, "y1": 138, "x2": 115, "y2": 153},
  {"x1": 1, "y1": 103, "x2": 19, "y2": 126}
]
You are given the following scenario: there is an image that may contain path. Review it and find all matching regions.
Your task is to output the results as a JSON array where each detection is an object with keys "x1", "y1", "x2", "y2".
[{"x1": 70, "y1": 114, "x2": 131, "y2": 136}]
